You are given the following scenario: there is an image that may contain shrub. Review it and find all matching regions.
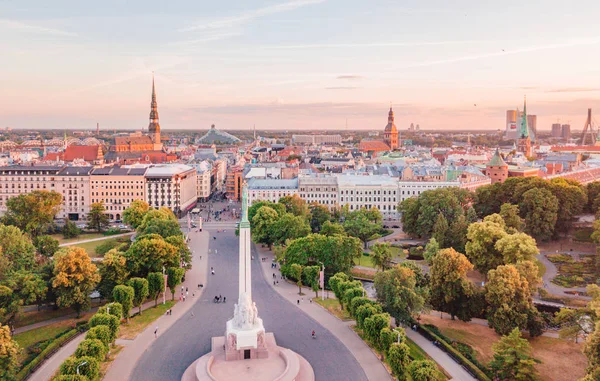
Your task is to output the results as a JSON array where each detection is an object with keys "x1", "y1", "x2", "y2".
[
  {"x1": 349, "y1": 296, "x2": 375, "y2": 317},
  {"x1": 89, "y1": 313, "x2": 119, "y2": 343},
  {"x1": 63, "y1": 220, "x2": 81, "y2": 239},
  {"x1": 103, "y1": 227, "x2": 122, "y2": 236},
  {"x1": 98, "y1": 302, "x2": 123, "y2": 320},
  {"x1": 86, "y1": 326, "x2": 112, "y2": 348},
  {"x1": 59, "y1": 356, "x2": 99, "y2": 380},
  {"x1": 16, "y1": 329, "x2": 79, "y2": 381},
  {"x1": 74, "y1": 339, "x2": 107, "y2": 362},
  {"x1": 55, "y1": 375, "x2": 89, "y2": 381}
]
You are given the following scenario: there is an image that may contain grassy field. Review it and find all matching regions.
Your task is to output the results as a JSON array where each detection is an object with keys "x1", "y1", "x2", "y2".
[
  {"x1": 354, "y1": 253, "x2": 376, "y2": 268},
  {"x1": 420, "y1": 314, "x2": 587, "y2": 381},
  {"x1": 573, "y1": 227, "x2": 594, "y2": 242},
  {"x1": 72, "y1": 237, "x2": 120, "y2": 258},
  {"x1": 51, "y1": 233, "x2": 105, "y2": 244},
  {"x1": 119, "y1": 301, "x2": 175, "y2": 340},
  {"x1": 313, "y1": 297, "x2": 352, "y2": 321}
]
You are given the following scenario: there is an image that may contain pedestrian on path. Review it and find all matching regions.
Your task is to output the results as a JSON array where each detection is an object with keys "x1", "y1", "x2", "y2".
[
  {"x1": 297, "y1": 299, "x2": 300, "y2": 305},
  {"x1": 154, "y1": 326, "x2": 158, "y2": 338}
]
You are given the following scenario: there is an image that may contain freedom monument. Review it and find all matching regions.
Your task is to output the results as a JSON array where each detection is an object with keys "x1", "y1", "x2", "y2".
[{"x1": 182, "y1": 183, "x2": 314, "y2": 381}]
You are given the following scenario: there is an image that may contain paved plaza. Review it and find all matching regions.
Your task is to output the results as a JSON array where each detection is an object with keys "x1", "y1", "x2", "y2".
[{"x1": 131, "y1": 228, "x2": 367, "y2": 381}]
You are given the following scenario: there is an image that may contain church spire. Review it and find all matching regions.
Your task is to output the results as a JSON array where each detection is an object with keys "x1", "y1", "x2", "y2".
[
  {"x1": 148, "y1": 73, "x2": 161, "y2": 145},
  {"x1": 520, "y1": 95, "x2": 529, "y2": 138},
  {"x1": 388, "y1": 106, "x2": 394, "y2": 123}
]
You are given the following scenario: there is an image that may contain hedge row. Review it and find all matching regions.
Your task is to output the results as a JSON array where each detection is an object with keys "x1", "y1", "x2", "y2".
[
  {"x1": 419, "y1": 324, "x2": 491, "y2": 381},
  {"x1": 16, "y1": 328, "x2": 81, "y2": 381}
]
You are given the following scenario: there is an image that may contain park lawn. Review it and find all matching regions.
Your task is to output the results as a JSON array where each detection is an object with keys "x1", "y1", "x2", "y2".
[
  {"x1": 51, "y1": 233, "x2": 105, "y2": 244},
  {"x1": 420, "y1": 314, "x2": 587, "y2": 381},
  {"x1": 573, "y1": 227, "x2": 594, "y2": 242},
  {"x1": 313, "y1": 297, "x2": 352, "y2": 321},
  {"x1": 119, "y1": 301, "x2": 175, "y2": 340},
  {"x1": 73, "y1": 237, "x2": 120, "y2": 258},
  {"x1": 15, "y1": 300, "x2": 104, "y2": 328},
  {"x1": 354, "y1": 253, "x2": 376, "y2": 268},
  {"x1": 390, "y1": 246, "x2": 406, "y2": 262},
  {"x1": 13, "y1": 313, "x2": 92, "y2": 365}
]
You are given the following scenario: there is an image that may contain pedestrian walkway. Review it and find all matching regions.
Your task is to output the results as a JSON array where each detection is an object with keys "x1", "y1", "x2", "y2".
[
  {"x1": 255, "y1": 245, "x2": 393, "y2": 381},
  {"x1": 14, "y1": 306, "x2": 101, "y2": 335},
  {"x1": 28, "y1": 232, "x2": 208, "y2": 381},
  {"x1": 58, "y1": 232, "x2": 135, "y2": 247}
]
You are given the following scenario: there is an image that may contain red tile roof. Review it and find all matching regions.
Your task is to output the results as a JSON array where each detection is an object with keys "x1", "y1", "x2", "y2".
[
  {"x1": 63, "y1": 145, "x2": 102, "y2": 161},
  {"x1": 359, "y1": 140, "x2": 390, "y2": 152}
]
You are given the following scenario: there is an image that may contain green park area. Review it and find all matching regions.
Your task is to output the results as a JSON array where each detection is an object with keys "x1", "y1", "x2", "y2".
[{"x1": 547, "y1": 253, "x2": 598, "y2": 288}]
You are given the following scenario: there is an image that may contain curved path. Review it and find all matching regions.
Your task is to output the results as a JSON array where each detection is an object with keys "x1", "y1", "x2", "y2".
[{"x1": 131, "y1": 229, "x2": 367, "y2": 381}]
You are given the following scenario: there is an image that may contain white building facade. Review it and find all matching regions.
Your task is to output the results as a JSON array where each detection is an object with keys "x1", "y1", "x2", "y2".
[
  {"x1": 145, "y1": 164, "x2": 197, "y2": 215},
  {"x1": 298, "y1": 174, "x2": 339, "y2": 208},
  {"x1": 247, "y1": 178, "x2": 298, "y2": 205},
  {"x1": 337, "y1": 175, "x2": 400, "y2": 219}
]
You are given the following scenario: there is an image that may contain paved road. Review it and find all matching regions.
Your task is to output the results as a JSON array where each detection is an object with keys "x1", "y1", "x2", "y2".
[{"x1": 131, "y1": 229, "x2": 367, "y2": 381}]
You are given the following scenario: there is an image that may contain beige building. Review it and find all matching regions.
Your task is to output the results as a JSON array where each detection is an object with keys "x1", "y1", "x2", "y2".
[
  {"x1": 298, "y1": 174, "x2": 338, "y2": 209},
  {"x1": 90, "y1": 166, "x2": 148, "y2": 221},
  {"x1": 197, "y1": 168, "x2": 211, "y2": 201},
  {"x1": 145, "y1": 164, "x2": 197, "y2": 215},
  {"x1": 0, "y1": 165, "x2": 92, "y2": 221}
]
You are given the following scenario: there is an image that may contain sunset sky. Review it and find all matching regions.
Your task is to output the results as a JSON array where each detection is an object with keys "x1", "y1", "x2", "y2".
[{"x1": 2, "y1": 0, "x2": 600, "y2": 131}]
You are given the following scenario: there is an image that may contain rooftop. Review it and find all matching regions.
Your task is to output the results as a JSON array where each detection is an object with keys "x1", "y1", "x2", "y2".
[
  {"x1": 247, "y1": 177, "x2": 298, "y2": 190},
  {"x1": 145, "y1": 164, "x2": 195, "y2": 177}
]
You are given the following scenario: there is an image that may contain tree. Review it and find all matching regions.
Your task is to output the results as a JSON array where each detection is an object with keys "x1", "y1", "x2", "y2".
[
  {"x1": 583, "y1": 323, "x2": 600, "y2": 377},
  {"x1": 447, "y1": 214, "x2": 468, "y2": 253},
  {"x1": 251, "y1": 206, "x2": 279, "y2": 248},
  {"x1": 490, "y1": 327, "x2": 539, "y2": 381},
  {"x1": 3, "y1": 190, "x2": 62, "y2": 237},
  {"x1": 128, "y1": 277, "x2": 149, "y2": 315},
  {"x1": 302, "y1": 265, "x2": 320, "y2": 297},
  {"x1": 0, "y1": 324, "x2": 19, "y2": 381},
  {"x1": 364, "y1": 312, "x2": 390, "y2": 346},
  {"x1": 343, "y1": 215, "x2": 380, "y2": 249},
  {"x1": 59, "y1": 356, "x2": 99, "y2": 380},
  {"x1": 166, "y1": 267, "x2": 185, "y2": 301},
  {"x1": 309, "y1": 203, "x2": 331, "y2": 232},
  {"x1": 343, "y1": 287, "x2": 364, "y2": 310},
  {"x1": 554, "y1": 308, "x2": 596, "y2": 343},
  {"x1": 89, "y1": 313, "x2": 120, "y2": 343},
  {"x1": 465, "y1": 219, "x2": 508, "y2": 276},
  {"x1": 122, "y1": 200, "x2": 150, "y2": 229},
  {"x1": 349, "y1": 297, "x2": 376, "y2": 317},
  {"x1": 587, "y1": 181, "x2": 600, "y2": 213},
  {"x1": 112, "y1": 285, "x2": 134, "y2": 322},
  {"x1": 328, "y1": 272, "x2": 350, "y2": 300},
  {"x1": 140, "y1": 218, "x2": 182, "y2": 239},
  {"x1": 431, "y1": 212, "x2": 449, "y2": 248},
  {"x1": 374, "y1": 265, "x2": 427, "y2": 324},
  {"x1": 485, "y1": 265, "x2": 537, "y2": 336},
  {"x1": 408, "y1": 360, "x2": 439, "y2": 381},
  {"x1": 520, "y1": 188, "x2": 558, "y2": 241},
  {"x1": 424, "y1": 237, "x2": 440, "y2": 265},
  {"x1": 495, "y1": 232, "x2": 539, "y2": 264},
  {"x1": 279, "y1": 194, "x2": 310, "y2": 219},
  {"x1": 97, "y1": 250, "x2": 129, "y2": 300},
  {"x1": 86, "y1": 202, "x2": 110, "y2": 232},
  {"x1": 430, "y1": 248, "x2": 477, "y2": 321},
  {"x1": 515, "y1": 260, "x2": 542, "y2": 294},
  {"x1": 320, "y1": 221, "x2": 345, "y2": 236},
  {"x1": 370, "y1": 242, "x2": 393, "y2": 271},
  {"x1": 549, "y1": 178, "x2": 587, "y2": 234},
  {"x1": 75, "y1": 338, "x2": 108, "y2": 361},
  {"x1": 34, "y1": 235, "x2": 60, "y2": 258},
  {"x1": 355, "y1": 303, "x2": 383, "y2": 329},
  {"x1": 62, "y1": 220, "x2": 80, "y2": 239},
  {"x1": 125, "y1": 237, "x2": 178, "y2": 277},
  {"x1": 283, "y1": 234, "x2": 361, "y2": 276},
  {"x1": 9, "y1": 270, "x2": 47, "y2": 312},
  {"x1": 165, "y1": 235, "x2": 192, "y2": 269},
  {"x1": 289, "y1": 264, "x2": 303, "y2": 294},
  {"x1": 52, "y1": 247, "x2": 100, "y2": 317},
  {"x1": 500, "y1": 203, "x2": 524, "y2": 232},
  {"x1": 272, "y1": 213, "x2": 311, "y2": 245},
  {"x1": 147, "y1": 272, "x2": 165, "y2": 307},
  {"x1": 387, "y1": 342, "x2": 411, "y2": 381},
  {"x1": 86, "y1": 325, "x2": 112, "y2": 348},
  {"x1": 248, "y1": 201, "x2": 285, "y2": 228},
  {"x1": 0, "y1": 224, "x2": 37, "y2": 275},
  {"x1": 98, "y1": 302, "x2": 123, "y2": 320}
]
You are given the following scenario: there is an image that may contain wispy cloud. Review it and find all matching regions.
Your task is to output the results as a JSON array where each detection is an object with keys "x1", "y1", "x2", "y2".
[
  {"x1": 179, "y1": 0, "x2": 325, "y2": 32},
  {"x1": 337, "y1": 75, "x2": 363, "y2": 80},
  {"x1": 546, "y1": 87, "x2": 600, "y2": 93},
  {"x1": 0, "y1": 19, "x2": 76, "y2": 37},
  {"x1": 262, "y1": 40, "x2": 488, "y2": 49},
  {"x1": 398, "y1": 37, "x2": 600, "y2": 69},
  {"x1": 325, "y1": 86, "x2": 361, "y2": 90},
  {"x1": 174, "y1": 32, "x2": 242, "y2": 46}
]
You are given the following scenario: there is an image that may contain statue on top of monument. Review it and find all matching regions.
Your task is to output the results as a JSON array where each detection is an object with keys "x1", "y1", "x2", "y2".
[{"x1": 232, "y1": 292, "x2": 261, "y2": 330}]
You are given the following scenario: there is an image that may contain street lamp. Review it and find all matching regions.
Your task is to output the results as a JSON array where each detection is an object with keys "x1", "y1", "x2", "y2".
[{"x1": 76, "y1": 361, "x2": 88, "y2": 375}]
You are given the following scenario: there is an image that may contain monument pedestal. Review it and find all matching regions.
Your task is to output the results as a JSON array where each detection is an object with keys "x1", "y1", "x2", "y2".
[{"x1": 181, "y1": 333, "x2": 314, "y2": 381}]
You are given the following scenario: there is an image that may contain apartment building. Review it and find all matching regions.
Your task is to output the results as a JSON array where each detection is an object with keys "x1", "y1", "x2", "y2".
[
  {"x1": 337, "y1": 175, "x2": 399, "y2": 219},
  {"x1": 0, "y1": 165, "x2": 92, "y2": 221},
  {"x1": 298, "y1": 174, "x2": 338, "y2": 208},
  {"x1": 145, "y1": 164, "x2": 197, "y2": 215},
  {"x1": 247, "y1": 178, "x2": 298, "y2": 205},
  {"x1": 90, "y1": 166, "x2": 147, "y2": 221}
]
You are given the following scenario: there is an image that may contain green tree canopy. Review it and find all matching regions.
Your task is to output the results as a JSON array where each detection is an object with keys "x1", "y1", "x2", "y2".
[
  {"x1": 490, "y1": 327, "x2": 539, "y2": 381},
  {"x1": 128, "y1": 277, "x2": 149, "y2": 315},
  {"x1": 430, "y1": 248, "x2": 477, "y2": 321},
  {"x1": 309, "y1": 203, "x2": 331, "y2": 232},
  {"x1": 166, "y1": 267, "x2": 185, "y2": 301},
  {"x1": 147, "y1": 272, "x2": 165, "y2": 307},
  {"x1": 320, "y1": 221, "x2": 346, "y2": 236},
  {"x1": 343, "y1": 215, "x2": 380, "y2": 249},
  {"x1": 519, "y1": 187, "x2": 559, "y2": 241},
  {"x1": 272, "y1": 213, "x2": 311, "y2": 245},
  {"x1": 465, "y1": 219, "x2": 508, "y2": 276},
  {"x1": 97, "y1": 249, "x2": 129, "y2": 300},
  {"x1": 52, "y1": 247, "x2": 100, "y2": 317},
  {"x1": 279, "y1": 194, "x2": 310, "y2": 219},
  {"x1": 125, "y1": 237, "x2": 178, "y2": 277},
  {"x1": 112, "y1": 285, "x2": 134, "y2": 321},
  {"x1": 0, "y1": 324, "x2": 20, "y2": 381},
  {"x1": 499, "y1": 203, "x2": 524, "y2": 232},
  {"x1": 86, "y1": 202, "x2": 110, "y2": 232},
  {"x1": 248, "y1": 201, "x2": 285, "y2": 228},
  {"x1": 407, "y1": 360, "x2": 439, "y2": 381},
  {"x1": 374, "y1": 265, "x2": 428, "y2": 324},
  {"x1": 2, "y1": 190, "x2": 62, "y2": 237},
  {"x1": 122, "y1": 200, "x2": 150, "y2": 229},
  {"x1": 251, "y1": 206, "x2": 279, "y2": 248},
  {"x1": 370, "y1": 242, "x2": 393, "y2": 271},
  {"x1": 34, "y1": 235, "x2": 60, "y2": 258},
  {"x1": 0, "y1": 224, "x2": 37, "y2": 276}
]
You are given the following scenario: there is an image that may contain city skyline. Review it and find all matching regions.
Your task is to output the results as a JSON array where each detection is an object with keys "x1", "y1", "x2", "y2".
[{"x1": 2, "y1": 0, "x2": 600, "y2": 131}]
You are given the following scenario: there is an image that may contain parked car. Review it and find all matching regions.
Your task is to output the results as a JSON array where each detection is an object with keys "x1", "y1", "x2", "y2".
[
  {"x1": 119, "y1": 224, "x2": 127, "y2": 229},
  {"x1": 77, "y1": 224, "x2": 86, "y2": 229}
]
